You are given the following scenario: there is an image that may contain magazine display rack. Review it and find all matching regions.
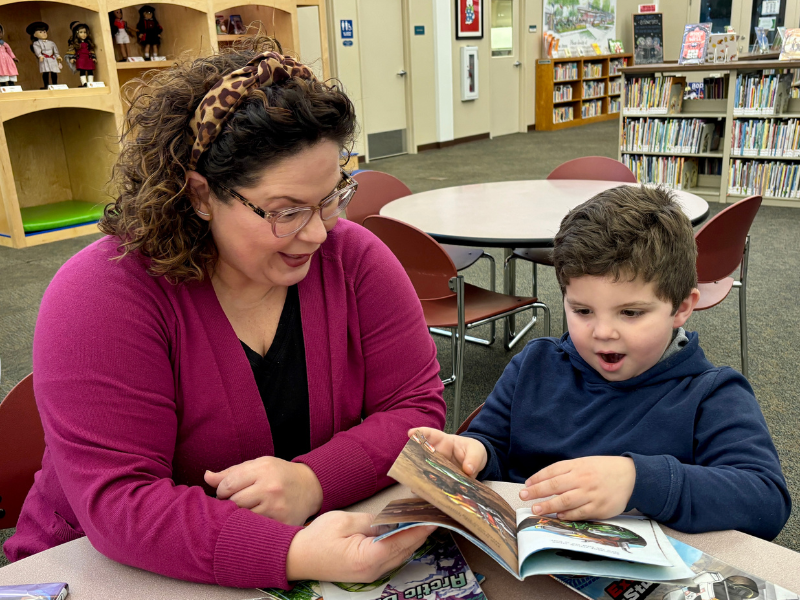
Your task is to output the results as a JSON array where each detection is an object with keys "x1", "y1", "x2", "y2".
[
  {"x1": 0, "y1": 0, "x2": 322, "y2": 248},
  {"x1": 535, "y1": 53, "x2": 632, "y2": 132},
  {"x1": 619, "y1": 59, "x2": 800, "y2": 207}
]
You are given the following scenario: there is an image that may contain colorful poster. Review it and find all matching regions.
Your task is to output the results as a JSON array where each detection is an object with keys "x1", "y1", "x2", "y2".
[
  {"x1": 456, "y1": 0, "x2": 483, "y2": 39},
  {"x1": 543, "y1": 0, "x2": 617, "y2": 58}
]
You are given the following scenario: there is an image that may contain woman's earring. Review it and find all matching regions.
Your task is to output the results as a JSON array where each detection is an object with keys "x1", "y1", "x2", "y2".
[{"x1": 196, "y1": 210, "x2": 210, "y2": 217}]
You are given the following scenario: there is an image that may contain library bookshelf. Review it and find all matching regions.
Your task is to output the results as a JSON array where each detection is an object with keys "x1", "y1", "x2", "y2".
[
  {"x1": 535, "y1": 53, "x2": 632, "y2": 132},
  {"x1": 619, "y1": 59, "x2": 800, "y2": 208},
  {"x1": 0, "y1": 0, "x2": 327, "y2": 248}
]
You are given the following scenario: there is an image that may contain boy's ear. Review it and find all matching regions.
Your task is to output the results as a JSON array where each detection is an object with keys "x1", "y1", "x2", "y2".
[
  {"x1": 185, "y1": 171, "x2": 212, "y2": 221},
  {"x1": 672, "y1": 288, "x2": 701, "y2": 328}
]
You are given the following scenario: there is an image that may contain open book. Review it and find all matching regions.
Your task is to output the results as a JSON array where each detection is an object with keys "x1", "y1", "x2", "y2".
[{"x1": 373, "y1": 433, "x2": 694, "y2": 583}]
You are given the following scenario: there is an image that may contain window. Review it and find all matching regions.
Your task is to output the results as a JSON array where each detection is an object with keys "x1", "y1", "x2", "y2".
[{"x1": 491, "y1": 0, "x2": 513, "y2": 56}]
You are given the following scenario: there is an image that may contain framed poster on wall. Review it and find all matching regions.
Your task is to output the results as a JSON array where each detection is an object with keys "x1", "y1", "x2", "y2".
[{"x1": 456, "y1": 0, "x2": 483, "y2": 39}]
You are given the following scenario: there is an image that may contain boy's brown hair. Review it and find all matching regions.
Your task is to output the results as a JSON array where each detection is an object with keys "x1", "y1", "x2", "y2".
[{"x1": 553, "y1": 185, "x2": 698, "y2": 312}]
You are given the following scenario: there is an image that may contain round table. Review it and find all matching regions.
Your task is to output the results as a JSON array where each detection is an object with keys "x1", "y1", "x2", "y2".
[
  {"x1": 380, "y1": 180, "x2": 710, "y2": 347},
  {"x1": 380, "y1": 180, "x2": 710, "y2": 248}
]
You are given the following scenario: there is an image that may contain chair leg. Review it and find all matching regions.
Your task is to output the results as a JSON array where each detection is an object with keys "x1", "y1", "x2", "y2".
[
  {"x1": 440, "y1": 326, "x2": 457, "y2": 386},
  {"x1": 506, "y1": 301, "x2": 551, "y2": 349},
  {"x1": 481, "y1": 252, "x2": 497, "y2": 344},
  {"x1": 450, "y1": 276, "x2": 467, "y2": 433},
  {"x1": 738, "y1": 235, "x2": 750, "y2": 378}
]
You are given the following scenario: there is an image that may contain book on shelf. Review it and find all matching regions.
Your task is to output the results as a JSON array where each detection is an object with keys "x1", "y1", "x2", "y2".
[
  {"x1": 554, "y1": 84, "x2": 574, "y2": 102},
  {"x1": 622, "y1": 118, "x2": 717, "y2": 154},
  {"x1": 583, "y1": 81, "x2": 606, "y2": 99},
  {"x1": 607, "y1": 39, "x2": 624, "y2": 53},
  {"x1": 733, "y1": 73, "x2": 791, "y2": 116},
  {"x1": 592, "y1": 43, "x2": 602, "y2": 55},
  {"x1": 679, "y1": 23, "x2": 712, "y2": 65},
  {"x1": 252, "y1": 530, "x2": 485, "y2": 600},
  {"x1": 623, "y1": 154, "x2": 698, "y2": 191},
  {"x1": 686, "y1": 82, "x2": 705, "y2": 100},
  {"x1": 372, "y1": 433, "x2": 695, "y2": 584},
  {"x1": 582, "y1": 99, "x2": 603, "y2": 118},
  {"x1": 624, "y1": 77, "x2": 686, "y2": 115},
  {"x1": 732, "y1": 118, "x2": 800, "y2": 157},
  {"x1": 609, "y1": 57, "x2": 628, "y2": 76},
  {"x1": 706, "y1": 32, "x2": 739, "y2": 63},
  {"x1": 609, "y1": 98, "x2": 622, "y2": 114},
  {"x1": 779, "y1": 28, "x2": 800, "y2": 61},
  {"x1": 555, "y1": 62, "x2": 579, "y2": 81},
  {"x1": 729, "y1": 159, "x2": 800, "y2": 198},
  {"x1": 583, "y1": 62, "x2": 603, "y2": 79},
  {"x1": 554, "y1": 106, "x2": 574, "y2": 124},
  {"x1": 553, "y1": 536, "x2": 799, "y2": 600}
]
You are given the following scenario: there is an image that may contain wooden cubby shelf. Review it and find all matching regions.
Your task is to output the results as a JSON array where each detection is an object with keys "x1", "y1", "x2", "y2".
[
  {"x1": 0, "y1": 0, "x2": 326, "y2": 247},
  {"x1": 535, "y1": 53, "x2": 632, "y2": 132},
  {"x1": 619, "y1": 59, "x2": 800, "y2": 207}
]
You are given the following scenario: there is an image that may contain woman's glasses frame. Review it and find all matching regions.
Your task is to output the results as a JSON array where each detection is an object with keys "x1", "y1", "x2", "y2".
[{"x1": 217, "y1": 169, "x2": 358, "y2": 238}]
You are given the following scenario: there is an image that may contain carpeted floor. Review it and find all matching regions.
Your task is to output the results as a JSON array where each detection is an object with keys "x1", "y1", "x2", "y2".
[{"x1": 1, "y1": 121, "x2": 797, "y2": 564}]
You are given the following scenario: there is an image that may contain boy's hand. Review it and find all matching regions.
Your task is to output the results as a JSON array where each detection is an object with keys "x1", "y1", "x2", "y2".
[
  {"x1": 519, "y1": 456, "x2": 636, "y2": 520},
  {"x1": 408, "y1": 428, "x2": 488, "y2": 477}
]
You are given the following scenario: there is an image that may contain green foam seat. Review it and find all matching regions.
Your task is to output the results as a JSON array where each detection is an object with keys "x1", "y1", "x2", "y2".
[{"x1": 21, "y1": 200, "x2": 106, "y2": 234}]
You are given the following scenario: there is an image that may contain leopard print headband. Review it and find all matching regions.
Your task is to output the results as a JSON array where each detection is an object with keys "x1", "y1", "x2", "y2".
[{"x1": 187, "y1": 51, "x2": 316, "y2": 170}]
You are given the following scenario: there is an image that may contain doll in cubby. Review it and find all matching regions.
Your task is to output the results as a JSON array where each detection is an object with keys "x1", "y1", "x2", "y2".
[
  {"x1": 109, "y1": 9, "x2": 136, "y2": 61},
  {"x1": 66, "y1": 21, "x2": 97, "y2": 86},
  {"x1": 0, "y1": 24, "x2": 20, "y2": 86},
  {"x1": 136, "y1": 5, "x2": 162, "y2": 60},
  {"x1": 27, "y1": 21, "x2": 62, "y2": 88}
]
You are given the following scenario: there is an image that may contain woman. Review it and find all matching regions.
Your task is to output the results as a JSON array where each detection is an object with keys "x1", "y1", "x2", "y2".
[{"x1": 5, "y1": 38, "x2": 445, "y2": 589}]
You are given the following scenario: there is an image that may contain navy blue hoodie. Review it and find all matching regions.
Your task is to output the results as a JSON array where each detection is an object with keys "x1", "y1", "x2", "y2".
[{"x1": 462, "y1": 332, "x2": 791, "y2": 540}]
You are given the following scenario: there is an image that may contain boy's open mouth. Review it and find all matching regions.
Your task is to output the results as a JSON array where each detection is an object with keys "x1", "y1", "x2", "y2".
[{"x1": 598, "y1": 353, "x2": 625, "y2": 364}]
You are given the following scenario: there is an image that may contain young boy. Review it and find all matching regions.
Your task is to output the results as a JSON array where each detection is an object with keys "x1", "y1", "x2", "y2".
[{"x1": 417, "y1": 185, "x2": 790, "y2": 540}]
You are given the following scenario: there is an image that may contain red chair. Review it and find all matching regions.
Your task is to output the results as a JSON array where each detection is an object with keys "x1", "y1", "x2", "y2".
[
  {"x1": 349, "y1": 171, "x2": 499, "y2": 345},
  {"x1": 363, "y1": 216, "x2": 550, "y2": 432},
  {"x1": 0, "y1": 374, "x2": 45, "y2": 528},
  {"x1": 456, "y1": 403, "x2": 484, "y2": 435},
  {"x1": 505, "y1": 157, "x2": 638, "y2": 345},
  {"x1": 693, "y1": 195, "x2": 762, "y2": 378}
]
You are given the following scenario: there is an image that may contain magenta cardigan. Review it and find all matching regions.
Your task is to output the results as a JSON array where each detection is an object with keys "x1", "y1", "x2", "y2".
[{"x1": 5, "y1": 219, "x2": 446, "y2": 588}]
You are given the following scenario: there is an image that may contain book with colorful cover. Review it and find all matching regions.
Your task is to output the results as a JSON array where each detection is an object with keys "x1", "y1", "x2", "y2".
[
  {"x1": 553, "y1": 537, "x2": 800, "y2": 600},
  {"x1": 779, "y1": 28, "x2": 800, "y2": 61},
  {"x1": 372, "y1": 433, "x2": 694, "y2": 584},
  {"x1": 320, "y1": 530, "x2": 485, "y2": 600},
  {"x1": 0, "y1": 582, "x2": 69, "y2": 599},
  {"x1": 706, "y1": 32, "x2": 739, "y2": 63},
  {"x1": 679, "y1": 23, "x2": 712, "y2": 65}
]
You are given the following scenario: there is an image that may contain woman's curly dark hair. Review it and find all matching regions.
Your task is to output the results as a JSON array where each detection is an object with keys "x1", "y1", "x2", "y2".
[{"x1": 100, "y1": 36, "x2": 357, "y2": 283}]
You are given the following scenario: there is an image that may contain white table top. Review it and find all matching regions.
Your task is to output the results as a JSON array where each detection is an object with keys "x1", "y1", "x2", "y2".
[
  {"x1": 2, "y1": 482, "x2": 797, "y2": 599},
  {"x1": 379, "y1": 180, "x2": 710, "y2": 248}
]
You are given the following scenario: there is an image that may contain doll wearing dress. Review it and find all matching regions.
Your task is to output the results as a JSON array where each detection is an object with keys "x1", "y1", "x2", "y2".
[
  {"x1": 66, "y1": 21, "x2": 96, "y2": 86},
  {"x1": 109, "y1": 9, "x2": 135, "y2": 61},
  {"x1": 0, "y1": 24, "x2": 20, "y2": 86}
]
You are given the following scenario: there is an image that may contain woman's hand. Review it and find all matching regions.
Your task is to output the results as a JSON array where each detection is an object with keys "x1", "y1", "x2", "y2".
[
  {"x1": 204, "y1": 457, "x2": 323, "y2": 526},
  {"x1": 408, "y1": 428, "x2": 487, "y2": 477},
  {"x1": 286, "y1": 512, "x2": 436, "y2": 583}
]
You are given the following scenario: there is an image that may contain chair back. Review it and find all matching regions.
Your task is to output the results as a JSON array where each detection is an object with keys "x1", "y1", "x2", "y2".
[
  {"x1": 695, "y1": 195, "x2": 762, "y2": 283},
  {"x1": 362, "y1": 215, "x2": 457, "y2": 300},
  {"x1": 455, "y1": 403, "x2": 484, "y2": 435},
  {"x1": 0, "y1": 374, "x2": 45, "y2": 528},
  {"x1": 346, "y1": 171, "x2": 413, "y2": 225},
  {"x1": 547, "y1": 156, "x2": 638, "y2": 183}
]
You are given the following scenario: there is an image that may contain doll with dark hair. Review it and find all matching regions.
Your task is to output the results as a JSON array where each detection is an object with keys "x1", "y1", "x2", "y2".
[
  {"x1": 136, "y1": 5, "x2": 162, "y2": 60},
  {"x1": 66, "y1": 21, "x2": 97, "y2": 86},
  {"x1": 109, "y1": 9, "x2": 135, "y2": 61},
  {"x1": 0, "y1": 24, "x2": 20, "y2": 86},
  {"x1": 27, "y1": 21, "x2": 62, "y2": 88}
]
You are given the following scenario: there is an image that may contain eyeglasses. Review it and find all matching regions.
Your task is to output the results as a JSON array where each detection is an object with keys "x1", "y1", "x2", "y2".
[{"x1": 217, "y1": 169, "x2": 358, "y2": 238}]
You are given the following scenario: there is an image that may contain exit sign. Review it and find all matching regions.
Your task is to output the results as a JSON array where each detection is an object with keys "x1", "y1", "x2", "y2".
[{"x1": 638, "y1": 4, "x2": 658, "y2": 12}]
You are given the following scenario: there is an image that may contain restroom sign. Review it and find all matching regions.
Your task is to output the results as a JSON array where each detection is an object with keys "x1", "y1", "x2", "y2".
[{"x1": 340, "y1": 20, "x2": 353, "y2": 39}]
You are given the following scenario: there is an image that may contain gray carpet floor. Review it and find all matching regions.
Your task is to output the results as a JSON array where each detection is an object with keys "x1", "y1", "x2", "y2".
[{"x1": 1, "y1": 121, "x2": 797, "y2": 565}]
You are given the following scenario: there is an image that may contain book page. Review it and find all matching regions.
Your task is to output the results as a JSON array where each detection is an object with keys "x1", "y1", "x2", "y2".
[
  {"x1": 516, "y1": 510, "x2": 694, "y2": 582},
  {"x1": 387, "y1": 433, "x2": 519, "y2": 572}
]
